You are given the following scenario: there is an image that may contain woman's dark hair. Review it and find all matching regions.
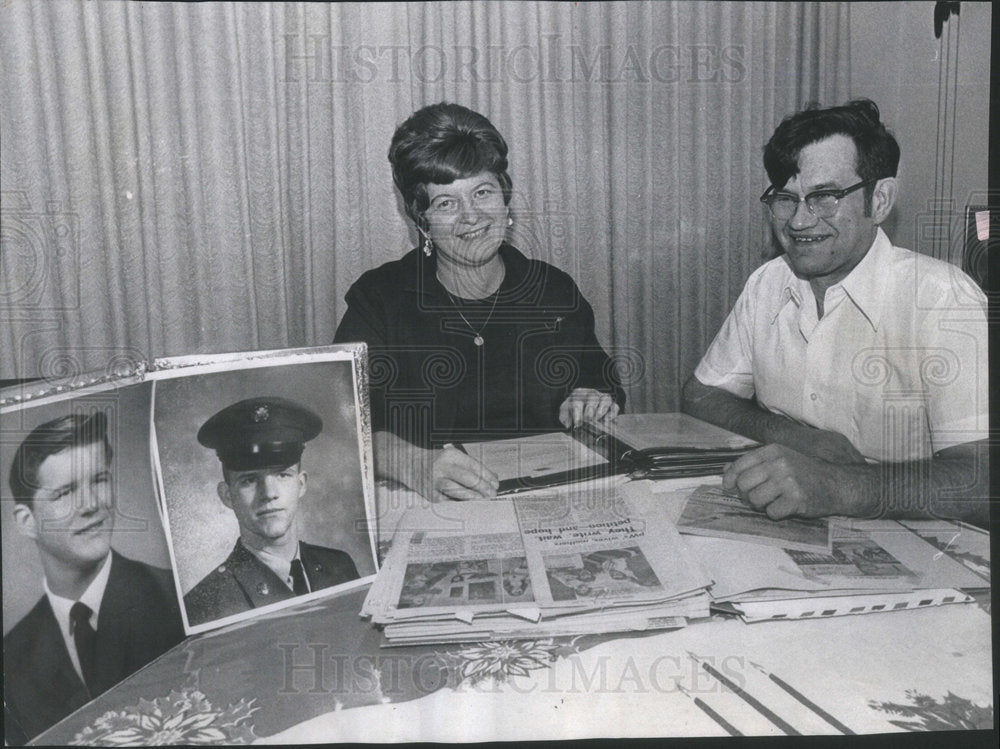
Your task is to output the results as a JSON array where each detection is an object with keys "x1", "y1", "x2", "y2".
[
  {"x1": 388, "y1": 102, "x2": 513, "y2": 230},
  {"x1": 763, "y1": 99, "x2": 900, "y2": 214},
  {"x1": 8, "y1": 412, "x2": 113, "y2": 507}
]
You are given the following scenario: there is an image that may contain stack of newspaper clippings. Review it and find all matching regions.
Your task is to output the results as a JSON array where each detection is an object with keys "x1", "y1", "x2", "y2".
[
  {"x1": 658, "y1": 483, "x2": 989, "y2": 622},
  {"x1": 362, "y1": 482, "x2": 713, "y2": 645}
]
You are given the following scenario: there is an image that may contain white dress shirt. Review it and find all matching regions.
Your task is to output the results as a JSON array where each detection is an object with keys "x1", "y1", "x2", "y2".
[
  {"x1": 248, "y1": 543, "x2": 310, "y2": 593},
  {"x1": 44, "y1": 551, "x2": 113, "y2": 684}
]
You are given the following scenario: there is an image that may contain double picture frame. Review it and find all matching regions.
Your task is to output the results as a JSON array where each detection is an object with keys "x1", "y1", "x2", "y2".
[{"x1": 1, "y1": 345, "x2": 378, "y2": 644}]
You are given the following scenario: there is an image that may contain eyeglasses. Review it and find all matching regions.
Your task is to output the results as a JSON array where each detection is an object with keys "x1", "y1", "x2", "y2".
[{"x1": 759, "y1": 179, "x2": 876, "y2": 220}]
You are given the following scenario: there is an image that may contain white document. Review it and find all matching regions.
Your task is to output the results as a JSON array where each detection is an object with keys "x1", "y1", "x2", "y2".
[
  {"x1": 606, "y1": 412, "x2": 759, "y2": 450},
  {"x1": 459, "y1": 432, "x2": 608, "y2": 481}
]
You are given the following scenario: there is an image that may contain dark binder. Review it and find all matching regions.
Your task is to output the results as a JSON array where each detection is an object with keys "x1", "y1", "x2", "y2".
[{"x1": 451, "y1": 418, "x2": 759, "y2": 496}]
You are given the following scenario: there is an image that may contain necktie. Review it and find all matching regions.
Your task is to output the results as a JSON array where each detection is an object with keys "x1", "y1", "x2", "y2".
[
  {"x1": 70, "y1": 601, "x2": 97, "y2": 692},
  {"x1": 290, "y1": 559, "x2": 309, "y2": 595}
]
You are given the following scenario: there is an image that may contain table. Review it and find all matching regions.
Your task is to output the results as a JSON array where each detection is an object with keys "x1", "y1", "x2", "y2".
[
  {"x1": 30, "y1": 487, "x2": 994, "y2": 744},
  {"x1": 31, "y1": 586, "x2": 992, "y2": 744}
]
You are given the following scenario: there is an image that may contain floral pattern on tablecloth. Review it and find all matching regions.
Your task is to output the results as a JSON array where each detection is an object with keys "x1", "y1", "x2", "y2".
[
  {"x1": 68, "y1": 688, "x2": 259, "y2": 745},
  {"x1": 436, "y1": 638, "x2": 583, "y2": 687},
  {"x1": 868, "y1": 690, "x2": 993, "y2": 731}
]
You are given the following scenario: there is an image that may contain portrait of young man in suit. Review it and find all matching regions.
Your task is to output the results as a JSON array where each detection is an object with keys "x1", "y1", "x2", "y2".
[
  {"x1": 183, "y1": 396, "x2": 360, "y2": 627},
  {"x1": 3, "y1": 412, "x2": 185, "y2": 746}
]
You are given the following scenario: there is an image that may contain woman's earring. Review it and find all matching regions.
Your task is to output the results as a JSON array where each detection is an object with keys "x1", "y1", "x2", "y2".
[{"x1": 423, "y1": 236, "x2": 433, "y2": 256}]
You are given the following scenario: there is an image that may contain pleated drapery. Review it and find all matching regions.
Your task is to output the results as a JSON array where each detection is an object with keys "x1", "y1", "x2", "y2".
[{"x1": 0, "y1": 1, "x2": 850, "y2": 412}]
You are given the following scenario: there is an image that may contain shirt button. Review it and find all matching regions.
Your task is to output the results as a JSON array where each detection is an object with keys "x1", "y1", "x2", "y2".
[{"x1": 810, "y1": 393, "x2": 818, "y2": 401}]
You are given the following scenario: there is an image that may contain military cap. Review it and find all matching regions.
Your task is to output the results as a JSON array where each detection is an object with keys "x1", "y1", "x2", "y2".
[{"x1": 198, "y1": 397, "x2": 322, "y2": 471}]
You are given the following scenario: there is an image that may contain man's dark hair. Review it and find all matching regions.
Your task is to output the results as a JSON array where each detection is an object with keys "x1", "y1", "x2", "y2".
[
  {"x1": 763, "y1": 99, "x2": 900, "y2": 214},
  {"x1": 8, "y1": 412, "x2": 113, "y2": 507},
  {"x1": 388, "y1": 102, "x2": 513, "y2": 232}
]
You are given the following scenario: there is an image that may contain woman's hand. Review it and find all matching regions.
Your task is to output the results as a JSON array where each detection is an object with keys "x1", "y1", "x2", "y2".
[
  {"x1": 426, "y1": 445, "x2": 500, "y2": 501},
  {"x1": 375, "y1": 431, "x2": 499, "y2": 502},
  {"x1": 559, "y1": 388, "x2": 620, "y2": 428}
]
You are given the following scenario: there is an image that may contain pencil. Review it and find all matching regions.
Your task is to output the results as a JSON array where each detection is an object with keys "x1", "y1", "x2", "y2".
[
  {"x1": 676, "y1": 683, "x2": 743, "y2": 736},
  {"x1": 748, "y1": 661, "x2": 855, "y2": 735},
  {"x1": 687, "y1": 651, "x2": 801, "y2": 736}
]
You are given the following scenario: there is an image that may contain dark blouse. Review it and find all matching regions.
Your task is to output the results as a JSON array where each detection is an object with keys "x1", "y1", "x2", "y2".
[{"x1": 334, "y1": 243, "x2": 624, "y2": 447}]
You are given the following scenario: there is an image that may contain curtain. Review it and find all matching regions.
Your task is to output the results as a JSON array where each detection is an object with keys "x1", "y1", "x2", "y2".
[{"x1": 0, "y1": 1, "x2": 850, "y2": 413}]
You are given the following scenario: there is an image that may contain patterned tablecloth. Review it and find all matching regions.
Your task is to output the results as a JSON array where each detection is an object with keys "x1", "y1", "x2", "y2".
[{"x1": 33, "y1": 577, "x2": 992, "y2": 744}]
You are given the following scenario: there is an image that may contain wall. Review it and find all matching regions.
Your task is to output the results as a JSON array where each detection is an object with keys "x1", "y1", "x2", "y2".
[{"x1": 849, "y1": 1, "x2": 992, "y2": 262}]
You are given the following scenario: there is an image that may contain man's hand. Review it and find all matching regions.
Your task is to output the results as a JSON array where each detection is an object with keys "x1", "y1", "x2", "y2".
[
  {"x1": 786, "y1": 426, "x2": 867, "y2": 464},
  {"x1": 723, "y1": 444, "x2": 876, "y2": 519},
  {"x1": 421, "y1": 445, "x2": 499, "y2": 502},
  {"x1": 559, "y1": 388, "x2": 620, "y2": 428}
]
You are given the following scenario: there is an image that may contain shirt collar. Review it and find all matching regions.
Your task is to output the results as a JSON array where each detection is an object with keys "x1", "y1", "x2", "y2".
[
  {"x1": 45, "y1": 551, "x2": 113, "y2": 637},
  {"x1": 775, "y1": 227, "x2": 889, "y2": 330},
  {"x1": 772, "y1": 276, "x2": 805, "y2": 325},
  {"x1": 837, "y1": 227, "x2": 890, "y2": 331},
  {"x1": 245, "y1": 541, "x2": 301, "y2": 588}
]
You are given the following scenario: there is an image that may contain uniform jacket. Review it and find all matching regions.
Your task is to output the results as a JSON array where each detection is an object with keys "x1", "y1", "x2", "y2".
[
  {"x1": 183, "y1": 539, "x2": 359, "y2": 626},
  {"x1": 3, "y1": 552, "x2": 185, "y2": 745}
]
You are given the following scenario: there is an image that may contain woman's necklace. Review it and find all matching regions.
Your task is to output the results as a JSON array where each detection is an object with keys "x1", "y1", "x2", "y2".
[
  {"x1": 446, "y1": 285, "x2": 501, "y2": 346},
  {"x1": 437, "y1": 260, "x2": 505, "y2": 346}
]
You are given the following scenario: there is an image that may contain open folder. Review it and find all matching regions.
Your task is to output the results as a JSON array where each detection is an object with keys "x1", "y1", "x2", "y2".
[{"x1": 454, "y1": 413, "x2": 760, "y2": 495}]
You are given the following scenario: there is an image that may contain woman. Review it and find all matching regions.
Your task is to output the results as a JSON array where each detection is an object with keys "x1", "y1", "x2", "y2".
[{"x1": 335, "y1": 102, "x2": 624, "y2": 501}]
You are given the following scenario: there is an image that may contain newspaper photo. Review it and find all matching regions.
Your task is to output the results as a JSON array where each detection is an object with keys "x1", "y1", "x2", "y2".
[
  {"x1": 397, "y1": 550, "x2": 534, "y2": 609},
  {"x1": 676, "y1": 485, "x2": 831, "y2": 553},
  {"x1": 364, "y1": 482, "x2": 712, "y2": 629}
]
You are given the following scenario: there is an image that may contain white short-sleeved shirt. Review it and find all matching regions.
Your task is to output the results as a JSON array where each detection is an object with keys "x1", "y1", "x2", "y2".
[{"x1": 694, "y1": 228, "x2": 987, "y2": 462}]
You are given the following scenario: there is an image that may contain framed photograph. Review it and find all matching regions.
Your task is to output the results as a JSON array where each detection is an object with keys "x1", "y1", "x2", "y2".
[
  {"x1": 1, "y1": 371, "x2": 185, "y2": 745},
  {"x1": 149, "y1": 344, "x2": 377, "y2": 634}
]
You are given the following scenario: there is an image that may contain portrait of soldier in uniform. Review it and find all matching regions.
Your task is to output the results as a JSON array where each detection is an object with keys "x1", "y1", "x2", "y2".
[{"x1": 183, "y1": 396, "x2": 360, "y2": 627}]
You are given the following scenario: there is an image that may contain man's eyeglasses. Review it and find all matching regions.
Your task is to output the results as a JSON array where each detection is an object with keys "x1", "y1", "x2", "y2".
[{"x1": 759, "y1": 179, "x2": 876, "y2": 220}]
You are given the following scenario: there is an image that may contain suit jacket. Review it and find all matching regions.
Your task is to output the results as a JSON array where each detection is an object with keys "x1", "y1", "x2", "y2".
[
  {"x1": 183, "y1": 540, "x2": 359, "y2": 626},
  {"x1": 2, "y1": 552, "x2": 185, "y2": 746}
]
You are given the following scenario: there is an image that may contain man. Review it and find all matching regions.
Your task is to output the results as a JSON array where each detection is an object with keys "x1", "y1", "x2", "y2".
[
  {"x1": 184, "y1": 397, "x2": 359, "y2": 626},
  {"x1": 4, "y1": 412, "x2": 185, "y2": 745},
  {"x1": 682, "y1": 99, "x2": 988, "y2": 526}
]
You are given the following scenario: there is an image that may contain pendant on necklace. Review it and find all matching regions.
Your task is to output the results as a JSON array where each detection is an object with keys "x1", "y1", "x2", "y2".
[{"x1": 474, "y1": 335, "x2": 485, "y2": 347}]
